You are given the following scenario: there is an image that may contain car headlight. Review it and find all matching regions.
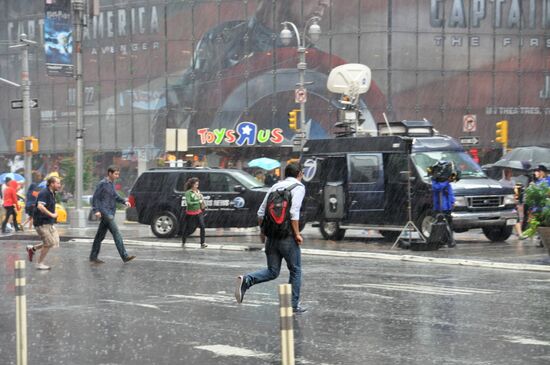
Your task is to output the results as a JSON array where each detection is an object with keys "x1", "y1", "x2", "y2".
[
  {"x1": 503, "y1": 194, "x2": 515, "y2": 205},
  {"x1": 454, "y1": 196, "x2": 467, "y2": 207}
]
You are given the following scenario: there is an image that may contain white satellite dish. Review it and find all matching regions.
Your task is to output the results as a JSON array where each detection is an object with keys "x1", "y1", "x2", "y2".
[{"x1": 327, "y1": 63, "x2": 371, "y2": 100}]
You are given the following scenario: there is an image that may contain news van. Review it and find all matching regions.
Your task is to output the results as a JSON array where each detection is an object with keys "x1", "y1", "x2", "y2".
[{"x1": 299, "y1": 120, "x2": 517, "y2": 250}]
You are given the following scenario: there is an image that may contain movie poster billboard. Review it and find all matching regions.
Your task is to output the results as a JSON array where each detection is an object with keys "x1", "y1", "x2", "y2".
[{"x1": 44, "y1": 0, "x2": 73, "y2": 77}]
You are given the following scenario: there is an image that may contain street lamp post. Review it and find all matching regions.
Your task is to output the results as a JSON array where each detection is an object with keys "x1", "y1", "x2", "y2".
[
  {"x1": 280, "y1": 17, "x2": 321, "y2": 151},
  {"x1": 9, "y1": 34, "x2": 37, "y2": 194}
]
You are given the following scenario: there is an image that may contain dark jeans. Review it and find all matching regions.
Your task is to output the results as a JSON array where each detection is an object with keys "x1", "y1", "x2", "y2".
[
  {"x1": 181, "y1": 213, "x2": 206, "y2": 244},
  {"x1": 2, "y1": 206, "x2": 19, "y2": 232},
  {"x1": 243, "y1": 235, "x2": 302, "y2": 308},
  {"x1": 90, "y1": 214, "x2": 128, "y2": 260}
]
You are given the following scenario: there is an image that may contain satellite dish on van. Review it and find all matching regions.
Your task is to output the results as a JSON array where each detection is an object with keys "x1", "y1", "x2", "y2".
[{"x1": 327, "y1": 63, "x2": 371, "y2": 105}]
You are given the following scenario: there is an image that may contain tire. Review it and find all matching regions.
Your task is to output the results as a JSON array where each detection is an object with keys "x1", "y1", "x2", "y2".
[
  {"x1": 319, "y1": 220, "x2": 346, "y2": 241},
  {"x1": 482, "y1": 225, "x2": 513, "y2": 242},
  {"x1": 380, "y1": 230, "x2": 401, "y2": 242},
  {"x1": 410, "y1": 210, "x2": 440, "y2": 251},
  {"x1": 151, "y1": 211, "x2": 179, "y2": 238}
]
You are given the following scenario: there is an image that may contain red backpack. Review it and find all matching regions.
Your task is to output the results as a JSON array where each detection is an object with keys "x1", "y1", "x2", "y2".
[{"x1": 261, "y1": 183, "x2": 299, "y2": 239}]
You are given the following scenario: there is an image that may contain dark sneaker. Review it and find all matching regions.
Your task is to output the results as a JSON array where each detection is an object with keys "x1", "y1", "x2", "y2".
[
  {"x1": 447, "y1": 241, "x2": 457, "y2": 248},
  {"x1": 235, "y1": 275, "x2": 247, "y2": 303},
  {"x1": 26, "y1": 245, "x2": 34, "y2": 262},
  {"x1": 201, "y1": 243, "x2": 208, "y2": 248},
  {"x1": 90, "y1": 258, "x2": 105, "y2": 264},
  {"x1": 181, "y1": 238, "x2": 186, "y2": 247},
  {"x1": 123, "y1": 255, "x2": 136, "y2": 263},
  {"x1": 293, "y1": 306, "x2": 308, "y2": 315}
]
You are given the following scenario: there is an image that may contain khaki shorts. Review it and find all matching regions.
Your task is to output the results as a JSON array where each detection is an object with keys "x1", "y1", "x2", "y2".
[{"x1": 36, "y1": 224, "x2": 60, "y2": 248}]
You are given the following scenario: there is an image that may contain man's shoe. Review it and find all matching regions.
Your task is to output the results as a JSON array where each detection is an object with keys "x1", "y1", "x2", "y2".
[
  {"x1": 26, "y1": 245, "x2": 34, "y2": 262},
  {"x1": 293, "y1": 306, "x2": 308, "y2": 315},
  {"x1": 90, "y1": 258, "x2": 105, "y2": 264},
  {"x1": 35, "y1": 263, "x2": 51, "y2": 270},
  {"x1": 447, "y1": 241, "x2": 457, "y2": 248},
  {"x1": 201, "y1": 243, "x2": 208, "y2": 248},
  {"x1": 235, "y1": 275, "x2": 247, "y2": 303},
  {"x1": 123, "y1": 255, "x2": 136, "y2": 263}
]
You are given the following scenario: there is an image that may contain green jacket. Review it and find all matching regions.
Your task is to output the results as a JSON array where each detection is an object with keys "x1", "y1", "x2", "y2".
[{"x1": 185, "y1": 189, "x2": 203, "y2": 211}]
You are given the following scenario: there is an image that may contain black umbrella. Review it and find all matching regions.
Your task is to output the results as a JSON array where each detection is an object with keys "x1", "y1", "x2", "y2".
[{"x1": 493, "y1": 147, "x2": 550, "y2": 170}]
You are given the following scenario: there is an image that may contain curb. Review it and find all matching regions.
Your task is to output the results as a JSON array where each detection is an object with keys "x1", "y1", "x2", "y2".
[{"x1": 66, "y1": 238, "x2": 550, "y2": 273}]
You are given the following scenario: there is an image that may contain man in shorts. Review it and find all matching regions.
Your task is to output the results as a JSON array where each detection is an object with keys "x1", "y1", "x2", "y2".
[{"x1": 26, "y1": 176, "x2": 61, "y2": 270}]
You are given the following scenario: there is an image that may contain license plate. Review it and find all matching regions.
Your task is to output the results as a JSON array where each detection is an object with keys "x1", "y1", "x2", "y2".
[{"x1": 506, "y1": 219, "x2": 517, "y2": 226}]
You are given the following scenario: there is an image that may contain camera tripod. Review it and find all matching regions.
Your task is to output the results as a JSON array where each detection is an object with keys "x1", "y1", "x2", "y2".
[{"x1": 390, "y1": 140, "x2": 426, "y2": 249}]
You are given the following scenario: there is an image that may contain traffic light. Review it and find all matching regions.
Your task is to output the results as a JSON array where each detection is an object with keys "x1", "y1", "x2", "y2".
[
  {"x1": 288, "y1": 109, "x2": 299, "y2": 130},
  {"x1": 495, "y1": 120, "x2": 508, "y2": 146}
]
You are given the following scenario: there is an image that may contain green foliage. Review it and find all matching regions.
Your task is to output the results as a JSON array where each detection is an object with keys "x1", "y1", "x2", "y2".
[
  {"x1": 523, "y1": 183, "x2": 550, "y2": 237},
  {"x1": 59, "y1": 153, "x2": 95, "y2": 194}
]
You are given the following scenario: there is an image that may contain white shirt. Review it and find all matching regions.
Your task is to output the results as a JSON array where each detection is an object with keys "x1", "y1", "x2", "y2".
[
  {"x1": 257, "y1": 177, "x2": 305, "y2": 221},
  {"x1": 499, "y1": 177, "x2": 516, "y2": 189}
]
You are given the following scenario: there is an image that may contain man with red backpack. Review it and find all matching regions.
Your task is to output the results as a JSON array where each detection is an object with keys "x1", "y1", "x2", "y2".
[{"x1": 234, "y1": 163, "x2": 307, "y2": 314}]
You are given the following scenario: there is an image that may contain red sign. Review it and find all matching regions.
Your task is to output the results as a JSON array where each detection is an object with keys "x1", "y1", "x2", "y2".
[
  {"x1": 295, "y1": 88, "x2": 307, "y2": 104},
  {"x1": 463, "y1": 114, "x2": 477, "y2": 132}
]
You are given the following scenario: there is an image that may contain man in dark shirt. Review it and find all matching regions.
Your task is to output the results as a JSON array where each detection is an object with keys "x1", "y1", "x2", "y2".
[
  {"x1": 89, "y1": 165, "x2": 135, "y2": 264},
  {"x1": 26, "y1": 176, "x2": 61, "y2": 270}
]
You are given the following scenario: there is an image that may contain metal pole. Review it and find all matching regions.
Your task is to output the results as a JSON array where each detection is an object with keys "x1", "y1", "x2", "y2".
[
  {"x1": 71, "y1": 0, "x2": 86, "y2": 228},
  {"x1": 20, "y1": 35, "x2": 32, "y2": 194},
  {"x1": 15, "y1": 260, "x2": 27, "y2": 365},
  {"x1": 298, "y1": 46, "x2": 306, "y2": 152},
  {"x1": 278, "y1": 284, "x2": 294, "y2": 365}
]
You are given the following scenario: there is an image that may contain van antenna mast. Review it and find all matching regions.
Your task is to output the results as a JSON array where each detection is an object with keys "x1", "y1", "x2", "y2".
[{"x1": 383, "y1": 112, "x2": 393, "y2": 135}]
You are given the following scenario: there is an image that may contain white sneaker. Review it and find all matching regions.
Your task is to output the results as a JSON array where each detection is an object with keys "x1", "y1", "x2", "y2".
[{"x1": 35, "y1": 263, "x2": 51, "y2": 270}]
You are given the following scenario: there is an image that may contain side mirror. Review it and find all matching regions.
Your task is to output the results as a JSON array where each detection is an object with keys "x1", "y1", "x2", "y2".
[
  {"x1": 399, "y1": 171, "x2": 415, "y2": 183},
  {"x1": 233, "y1": 185, "x2": 246, "y2": 193}
]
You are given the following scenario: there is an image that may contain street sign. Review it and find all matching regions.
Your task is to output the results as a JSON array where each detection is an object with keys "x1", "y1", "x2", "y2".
[
  {"x1": 463, "y1": 114, "x2": 477, "y2": 132},
  {"x1": 11, "y1": 99, "x2": 39, "y2": 109},
  {"x1": 459, "y1": 136, "x2": 480, "y2": 145},
  {"x1": 295, "y1": 87, "x2": 307, "y2": 104}
]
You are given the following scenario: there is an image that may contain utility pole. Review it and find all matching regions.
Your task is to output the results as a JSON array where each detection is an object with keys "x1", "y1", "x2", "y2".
[
  {"x1": 70, "y1": 0, "x2": 87, "y2": 228},
  {"x1": 9, "y1": 34, "x2": 36, "y2": 194}
]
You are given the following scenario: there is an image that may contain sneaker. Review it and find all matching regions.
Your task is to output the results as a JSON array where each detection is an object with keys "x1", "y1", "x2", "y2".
[
  {"x1": 35, "y1": 263, "x2": 51, "y2": 270},
  {"x1": 201, "y1": 243, "x2": 208, "y2": 248},
  {"x1": 123, "y1": 255, "x2": 136, "y2": 263},
  {"x1": 293, "y1": 306, "x2": 308, "y2": 315},
  {"x1": 235, "y1": 275, "x2": 247, "y2": 303},
  {"x1": 447, "y1": 241, "x2": 457, "y2": 248},
  {"x1": 26, "y1": 245, "x2": 34, "y2": 262},
  {"x1": 90, "y1": 258, "x2": 105, "y2": 264},
  {"x1": 518, "y1": 234, "x2": 527, "y2": 241},
  {"x1": 181, "y1": 238, "x2": 186, "y2": 247}
]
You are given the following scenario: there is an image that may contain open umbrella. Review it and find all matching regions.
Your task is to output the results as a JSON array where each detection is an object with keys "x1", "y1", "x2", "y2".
[
  {"x1": 494, "y1": 147, "x2": 550, "y2": 170},
  {"x1": 0, "y1": 172, "x2": 25, "y2": 183},
  {"x1": 248, "y1": 157, "x2": 281, "y2": 171}
]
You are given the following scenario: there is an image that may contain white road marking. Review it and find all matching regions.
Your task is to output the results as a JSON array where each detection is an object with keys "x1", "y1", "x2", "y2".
[
  {"x1": 99, "y1": 299, "x2": 161, "y2": 310},
  {"x1": 340, "y1": 283, "x2": 498, "y2": 296},
  {"x1": 194, "y1": 344, "x2": 272, "y2": 359},
  {"x1": 165, "y1": 293, "x2": 271, "y2": 307},
  {"x1": 502, "y1": 336, "x2": 550, "y2": 346}
]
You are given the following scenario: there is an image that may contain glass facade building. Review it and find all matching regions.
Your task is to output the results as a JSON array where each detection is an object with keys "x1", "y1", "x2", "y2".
[{"x1": 0, "y1": 0, "x2": 548, "y2": 157}]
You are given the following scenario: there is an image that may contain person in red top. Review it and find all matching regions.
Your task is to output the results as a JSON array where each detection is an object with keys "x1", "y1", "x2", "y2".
[{"x1": 2, "y1": 179, "x2": 21, "y2": 233}]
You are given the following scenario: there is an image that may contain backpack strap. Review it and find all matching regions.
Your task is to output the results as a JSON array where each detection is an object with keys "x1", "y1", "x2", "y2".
[{"x1": 285, "y1": 183, "x2": 300, "y2": 192}]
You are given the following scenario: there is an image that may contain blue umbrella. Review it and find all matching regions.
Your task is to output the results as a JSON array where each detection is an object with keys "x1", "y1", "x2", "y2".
[
  {"x1": 248, "y1": 157, "x2": 281, "y2": 171},
  {"x1": 0, "y1": 172, "x2": 25, "y2": 183}
]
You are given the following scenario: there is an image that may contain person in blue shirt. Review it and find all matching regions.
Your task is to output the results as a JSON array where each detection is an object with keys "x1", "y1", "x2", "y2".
[
  {"x1": 22, "y1": 181, "x2": 39, "y2": 230},
  {"x1": 533, "y1": 165, "x2": 550, "y2": 186},
  {"x1": 430, "y1": 161, "x2": 457, "y2": 248},
  {"x1": 89, "y1": 166, "x2": 135, "y2": 264}
]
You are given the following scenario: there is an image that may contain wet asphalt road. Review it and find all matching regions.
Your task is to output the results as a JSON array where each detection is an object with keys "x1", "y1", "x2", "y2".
[{"x1": 1, "y1": 237, "x2": 550, "y2": 364}]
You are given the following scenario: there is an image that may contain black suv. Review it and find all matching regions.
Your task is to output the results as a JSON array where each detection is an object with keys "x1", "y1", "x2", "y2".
[{"x1": 128, "y1": 167, "x2": 269, "y2": 238}]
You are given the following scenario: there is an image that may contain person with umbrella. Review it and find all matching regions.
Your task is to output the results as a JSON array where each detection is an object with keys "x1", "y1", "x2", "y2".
[
  {"x1": 534, "y1": 165, "x2": 550, "y2": 186},
  {"x1": 499, "y1": 168, "x2": 525, "y2": 240}
]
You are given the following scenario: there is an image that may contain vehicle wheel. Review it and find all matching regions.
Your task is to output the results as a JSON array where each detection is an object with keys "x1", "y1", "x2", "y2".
[
  {"x1": 379, "y1": 230, "x2": 401, "y2": 242},
  {"x1": 482, "y1": 226, "x2": 513, "y2": 242},
  {"x1": 416, "y1": 210, "x2": 435, "y2": 241},
  {"x1": 151, "y1": 211, "x2": 179, "y2": 238},
  {"x1": 319, "y1": 220, "x2": 346, "y2": 241}
]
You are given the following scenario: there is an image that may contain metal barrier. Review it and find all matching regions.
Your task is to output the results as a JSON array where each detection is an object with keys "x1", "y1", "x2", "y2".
[
  {"x1": 278, "y1": 283, "x2": 294, "y2": 365},
  {"x1": 15, "y1": 260, "x2": 27, "y2": 365}
]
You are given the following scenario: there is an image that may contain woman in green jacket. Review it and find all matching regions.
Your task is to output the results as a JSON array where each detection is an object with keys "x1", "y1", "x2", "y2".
[{"x1": 181, "y1": 177, "x2": 207, "y2": 248}]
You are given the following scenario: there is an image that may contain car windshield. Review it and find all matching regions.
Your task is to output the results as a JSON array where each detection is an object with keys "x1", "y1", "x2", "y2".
[
  {"x1": 411, "y1": 151, "x2": 486, "y2": 180},
  {"x1": 231, "y1": 170, "x2": 265, "y2": 189}
]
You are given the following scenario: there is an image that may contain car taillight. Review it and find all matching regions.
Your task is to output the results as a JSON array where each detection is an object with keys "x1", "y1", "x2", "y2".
[{"x1": 128, "y1": 194, "x2": 135, "y2": 207}]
